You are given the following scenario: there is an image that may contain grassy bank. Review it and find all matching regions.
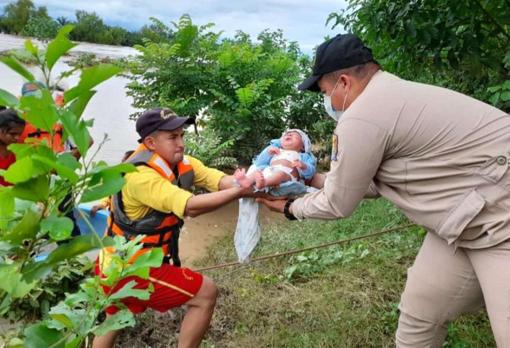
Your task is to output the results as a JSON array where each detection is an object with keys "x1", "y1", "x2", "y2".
[{"x1": 118, "y1": 199, "x2": 494, "y2": 347}]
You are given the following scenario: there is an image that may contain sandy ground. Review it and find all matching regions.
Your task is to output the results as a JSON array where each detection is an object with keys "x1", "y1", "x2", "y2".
[{"x1": 179, "y1": 200, "x2": 284, "y2": 266}]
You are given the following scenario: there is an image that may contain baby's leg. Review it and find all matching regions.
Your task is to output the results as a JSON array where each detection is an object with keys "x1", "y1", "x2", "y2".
[
  {"x1": 259, "y1": 170, "x2": 291, "y2": 189},
  {"x1": 234, "y1": 168, "x2": 256, "y2": 188}
]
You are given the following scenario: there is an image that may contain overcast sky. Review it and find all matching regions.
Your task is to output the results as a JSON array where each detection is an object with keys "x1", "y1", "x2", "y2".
[{"x1": 0, "y1": 0, "x2": 347, "y2": 54}]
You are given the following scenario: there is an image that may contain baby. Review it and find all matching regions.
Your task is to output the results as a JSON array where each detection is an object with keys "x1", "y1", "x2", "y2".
[{"x1": 235, "y1": 129, "x2": 316, "y2": 190}]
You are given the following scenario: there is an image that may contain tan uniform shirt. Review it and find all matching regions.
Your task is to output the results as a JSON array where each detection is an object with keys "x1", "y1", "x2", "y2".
[{"x1": 292, "y1": 71, "x2": 510, "y2": 248}]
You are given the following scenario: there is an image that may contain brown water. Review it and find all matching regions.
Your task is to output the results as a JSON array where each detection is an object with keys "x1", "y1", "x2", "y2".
[{"x1": 0, "y1": 33, "x2": 140, "y2": 164}]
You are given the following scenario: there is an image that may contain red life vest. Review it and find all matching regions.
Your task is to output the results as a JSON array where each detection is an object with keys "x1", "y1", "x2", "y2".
[{"x1": 106, "y1": 144, "x2": 194, "y2": 266}]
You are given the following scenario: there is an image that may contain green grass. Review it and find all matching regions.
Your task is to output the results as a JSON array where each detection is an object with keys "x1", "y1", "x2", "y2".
[{"x1": 117, "y1": 199, "x2": 494, "y2": 347}]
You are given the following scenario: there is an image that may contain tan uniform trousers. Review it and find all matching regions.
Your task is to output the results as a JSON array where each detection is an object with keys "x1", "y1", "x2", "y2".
[{"x1": 396, "y1": 232, "x2": 510, "y2": 347}]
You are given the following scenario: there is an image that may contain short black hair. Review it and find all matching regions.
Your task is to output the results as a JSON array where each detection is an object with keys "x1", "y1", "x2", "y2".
[
  {"x1": 122, "y1": 150, "x2": 135, "y2": 161},
  {"x1": 0, "y1": 109, "x2": 25, "y2": 131}
]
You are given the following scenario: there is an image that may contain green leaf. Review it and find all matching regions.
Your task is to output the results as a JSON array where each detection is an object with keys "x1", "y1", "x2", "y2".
[
  {"x1": 109, "y1": 280, "x2": 151, "y2": 301},
  {"x1": 48, "y1": 301, "x2": 82, "y2": 330},
  {"x1": 81, "y1": 174, "x2": 125, "y2": 203},
  {"x1": 57, "y1": 152, "x2": 81, "y2": 171},
  {"x1": 41, "y1": 215, "x2": 74, "y2": 241},
  {"x1": 6, "y1": 143, "x2": 35, "y2": 159},
  {"x1": 59, "y1": 109, "x2": 90, "y2": 157},
  {"x1": 33, "y1": 154, "x2": 79, "y2": 184},
  {"x1": 24, "y1": 39, "x2": 39, "y2": 57},
  {"x1": 23, "y1": 234, "x2": 102, "y2": 282},
  {"x1": 19, "y1": 89, "x2": 59, "y2": 132},
  {"x1": 92, "y1": 309, "x2": 135, "y2": 336},
  {"x1": 3, "y1": 156, "x2": 46, "y2": 184},
  {"x1": 123, "y1": 247, "x2": 163, "y2": 279},
  {"x1": 12, "y1": 175, "x2": 50, "y2": 202},
  {"x1": 67, "y1": 90, "x2": 96, "y2": 118},
  {"x1": 64, "y1": 64, "x2": 122, "y2": 102},
  {"x1": 0, "y1": 264, "x2": 36, "y2": 298},
  {"x1": 500, "y1": 91, "x2": 510, "y2": 102},
  {"x1": 81, "y1": 163, "x2": 135, "y2": 203},
  {"x1": 0, "y1": 188, "x2": 15, "y2": 228},
  {"x1": 3, "y1": 208, "x2": 41, "y2": 244},
  {"x1": 45, "y1": 25, "x2": 77, "y2": 71},
  {"x1": 0, "y1": 88, "x2": 20, "y2": 108},
  {"x1": 0, "y1": 56, "x2": 35, "y2": 81},
  {"x1": 236, "y1": 87, "x2": 256, "y2": 106},
  {"x1": 24, "y1": 323, "x2": 64, "y2": 348}
]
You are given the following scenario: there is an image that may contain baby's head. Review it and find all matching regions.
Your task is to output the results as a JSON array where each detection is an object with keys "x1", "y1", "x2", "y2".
[
  {"x1": 0, "y1": 109, "x2": 25, "y2": 147},
  {"x1": 280, "y1": 129, "x2": 311, "y2": 153}
]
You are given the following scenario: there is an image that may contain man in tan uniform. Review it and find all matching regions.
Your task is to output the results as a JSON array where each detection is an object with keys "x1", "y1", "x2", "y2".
[{"x1": 259, "y1": 34, "x2": 510, "y2": 347}]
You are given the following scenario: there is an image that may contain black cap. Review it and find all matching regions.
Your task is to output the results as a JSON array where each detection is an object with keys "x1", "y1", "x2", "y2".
[
  {"x1": 298, "y1": 34, "x2": 375, "y2": 92},
  {"x1": 136, "y1": 108, "x2": 194, "y2": 142}
]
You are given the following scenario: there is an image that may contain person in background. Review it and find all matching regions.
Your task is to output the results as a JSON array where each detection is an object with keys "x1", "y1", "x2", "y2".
[
  {"x1": 19, "y1": 81, "x2": 66, "y2": 153},
  {"x1": 0, "y1": 108, "x2": 25, "y2": 186},
  {"x1": 20, "y1": 81, "x2": 90, "y2": 237}
]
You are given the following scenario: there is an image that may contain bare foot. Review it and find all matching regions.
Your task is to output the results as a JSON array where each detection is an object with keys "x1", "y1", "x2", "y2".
[
  {"x1": 254, "y1": 170, "x2": 266, "y2": 190},
  {"x1": 234, "y1": 168, "x2": 254, "y2": 188}
]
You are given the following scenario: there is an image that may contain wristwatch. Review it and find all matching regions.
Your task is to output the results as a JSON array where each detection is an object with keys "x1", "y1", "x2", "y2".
[{"x1": 283, "y1": 198, "x2": 297, "y2": 221}]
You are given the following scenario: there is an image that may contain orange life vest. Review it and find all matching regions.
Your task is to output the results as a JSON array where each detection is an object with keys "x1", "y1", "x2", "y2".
[
  {"x1": 106, "y1": 144, "x2": 194, "y2": 266},
  {"x1": 20, "y1": 122, "x2": 65, "y2": 153}
]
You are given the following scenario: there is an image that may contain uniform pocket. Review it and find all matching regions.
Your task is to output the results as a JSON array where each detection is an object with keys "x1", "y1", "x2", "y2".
[
  {"x1": 436, "y1": 189, "x2": 486, "y2": 245},
  {"x1": 475, "y1": 155, "x2": 509, "y2": 185}
]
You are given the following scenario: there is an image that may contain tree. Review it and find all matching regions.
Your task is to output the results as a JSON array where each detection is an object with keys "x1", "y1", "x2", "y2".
[
  {"x1": 56, "y1": 16, "x2": 71, "y2": 26},
  {"x1": 139, "y1": 17, "x2": 174, "y2": 43},
  {"x1": 2, "y1": 0, "x2": 36, "y2": 34},
  {"x1": 22, "y1": 11, "x2": 60, "y2": 40},
  {"x1": 328, "y1": 0, "x2": 510, "y2": 111},
  {"x1": 71, "y1": 10, "x2": 106, "y2": 43},
  {"x1": 127, "y1": 15, "x2": 326, "y2": 164}
]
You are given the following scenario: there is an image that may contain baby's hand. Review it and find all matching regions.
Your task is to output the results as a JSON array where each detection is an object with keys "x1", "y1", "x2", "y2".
[
  {"x1": 292, "y1": 160, "x2": 306, "y2": 170},
  {"x1": 268, "y1": 147, "x2": 280, "y2": 155}
]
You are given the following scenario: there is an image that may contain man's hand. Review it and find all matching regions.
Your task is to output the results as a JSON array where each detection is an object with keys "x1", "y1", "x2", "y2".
[
  {"x1": 256, "y1": 197, "x2": 287, "y2": 213},
  {"x1": 90, "y1": 203, "x2": 106, "y2": 217}
]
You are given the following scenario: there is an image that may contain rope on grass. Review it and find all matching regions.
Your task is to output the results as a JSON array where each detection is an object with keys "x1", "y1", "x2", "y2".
[{"x1": 194, "y1": 223, "x2": 416, "y2": 272}]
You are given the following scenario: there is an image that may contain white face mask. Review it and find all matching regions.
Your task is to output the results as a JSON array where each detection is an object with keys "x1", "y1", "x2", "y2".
[
  {"x1": 323, "y1": 94, "x2": 343, "y2": 121},
  {"x1": 323, "y1": 78, "x2": 348, "y2": 122}
]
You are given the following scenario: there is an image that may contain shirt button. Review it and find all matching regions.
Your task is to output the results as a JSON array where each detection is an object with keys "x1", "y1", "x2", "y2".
[{"x1": 496, "y1": 155, "x2": 507, "y2": 165}]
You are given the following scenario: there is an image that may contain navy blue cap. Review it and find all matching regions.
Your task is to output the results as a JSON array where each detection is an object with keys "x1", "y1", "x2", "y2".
[
  {"x1": 136, "y1": 108, "x2": 194, "y2": 141},
  {"x1": 299, "y1": 34, "x2": 376, "y2": 92}
]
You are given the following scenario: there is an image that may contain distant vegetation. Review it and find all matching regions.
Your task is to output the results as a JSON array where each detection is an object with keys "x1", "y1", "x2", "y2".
[
  {"x1": 0, "y1": 0, "x2": 169, "y2": 46},
  {"x1": 328, "y1": 0, "x2": 510, "y2": 112}
]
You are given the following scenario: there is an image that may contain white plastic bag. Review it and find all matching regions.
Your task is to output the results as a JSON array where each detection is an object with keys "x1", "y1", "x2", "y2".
[{"x1": 234, "y1": 197, "x2": 261, "y2": 263}]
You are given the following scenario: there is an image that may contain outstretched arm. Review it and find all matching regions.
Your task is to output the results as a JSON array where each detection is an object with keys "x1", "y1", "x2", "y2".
[{"x1": 184, "y1": 186, "x2": 251, "y2": 217}]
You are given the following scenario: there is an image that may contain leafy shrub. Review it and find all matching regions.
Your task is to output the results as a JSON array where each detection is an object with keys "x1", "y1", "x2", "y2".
[
  {"x1": 185, "y1": 127, "x2": 237, "y2": 170},
  {"x1": 21, "y1": 14, "x2": 60, "y2": 40},
  {"x1": 127, "y1": 15, "x2": 327, "y2": 165},
  {"x1": 328, "y1": 0, "x2": 510, "y2": 112},
  {"x1": 1, "y1": 49, "x2": 38, "y2": 65},
  {"x1": 0, "y1": 26, "x2": 162, "y2": 346}
]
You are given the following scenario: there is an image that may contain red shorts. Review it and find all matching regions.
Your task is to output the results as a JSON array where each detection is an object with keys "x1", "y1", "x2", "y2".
[{"x1": 95, "y1": 261, "x2": 203, "y2": 315}]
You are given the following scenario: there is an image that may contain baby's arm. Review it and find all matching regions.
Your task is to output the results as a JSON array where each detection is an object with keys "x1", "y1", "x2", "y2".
[
  {"x1": 297, "y1": 153, "x2": 317, "y2": 180},
  {"x1": 253, "y1": 139, "x2": 281, "y2": 169}
]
